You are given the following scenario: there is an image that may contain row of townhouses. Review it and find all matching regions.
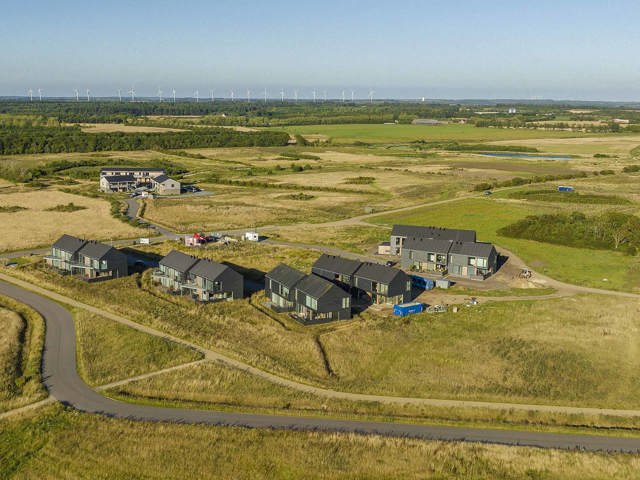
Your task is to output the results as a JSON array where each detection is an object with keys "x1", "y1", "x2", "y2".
[
  {"x1": 152, "y1": 250, "x2": 243, "y2": 302},
  {"x1": 99, "y1": 167, "x2": 181, "y2": 195},
  {"x1": 265, "y1": 255, "x2": 412, "y2": 324},
  {"x1": 45, "y1": 234, "x2": 128, "y2": 280},
  {"x1": 390, "y1": 225, "x2": 498, "y2": 280}
]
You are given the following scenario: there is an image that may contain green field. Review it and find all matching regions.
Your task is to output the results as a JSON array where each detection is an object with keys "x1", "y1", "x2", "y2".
[{"x1": 3, "y1": 406, "x2": 640, "y2": 480}]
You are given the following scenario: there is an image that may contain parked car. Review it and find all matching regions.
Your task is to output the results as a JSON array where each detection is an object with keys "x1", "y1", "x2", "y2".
[{"x1": 483, "y1": 190, "x2": 492, "y2": 195}]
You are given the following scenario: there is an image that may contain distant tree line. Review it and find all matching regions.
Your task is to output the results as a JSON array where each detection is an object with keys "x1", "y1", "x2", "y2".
[
  {"x1": 498, "y1": 211, "x2": 640, "y2": 255},
  {"x1": 0, "y1": 125, "x2": 290, "y2": 155}
]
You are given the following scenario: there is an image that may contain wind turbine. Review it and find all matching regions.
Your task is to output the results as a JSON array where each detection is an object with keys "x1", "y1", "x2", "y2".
[
  {"x1": 368, "y1": 90, "x2": 375, "y2": 104},
  {"x1": 193, "y1": 90, "x2": 199, "y2": 102},
  {"x1": 117, "y1": 89, "x2": 122, "y2": 102},
  {"x1": 323, "y1": 90, "x2": 327, "y2": 102},
  {"x1": 157, "y1": 88, "x2": 163, "y2": 102},
  {"x1": 86, "y1": 89, "x2": 91, "y2": 101},
  {"x1": 28, "y1": 89, "x2": 33, "y2": 101},
  {"x1": 247, "y1": 89, "x2": 251, "y2": 103},
  {"x1": 294, "y1": 89, "x2": 298, "y2": 103},
  {"x1": 351, "y1": 90, "x2": 355, "y2": 102},
  {"x1": 74, "y1": 89, "x2": 79, "y2": 102},
  {"x1": 263, "y1": 88, "x2": 267, "y2": 103},
  {"x1": 230, "y1": 89, "x2": 235, "y2": 101},
  {"x1": 128, "y1": 87, "x2": 135, "y2": 102},
  {"x1": 210, "y1": 89, "x2": 214, "y2": 102},
  {"x1": 172, "y1": 88, "x2": 176, "y2": 103},
  {"x1": 37, "y1": 88, "x2": 42, "y2": 101},
  {"x1": 312, "y1": 89, "x2": 316, "y2": 103},
  {"x1": 280, "y1": 89, "x2": 285, "y2": 102}
]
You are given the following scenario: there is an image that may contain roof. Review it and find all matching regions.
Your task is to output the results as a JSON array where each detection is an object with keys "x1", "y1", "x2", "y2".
[
  {"x1": 189, "y1": 258, "x2": 233, "y2": 281},
  {"x1": 153, "y1": 174, "x2": 172, "y2": 183},
  {"x1": 391, "y1": 224, "x2": 476, "y2": 243},
  {"x1": 100, "y1": 167, "x2": 164, "y2": 173},
  {"x1": 78, "y1": 241, "x2": 116, "y2": 260},
  {"x1": 266, "y1": 264, "x2": 307, "y2": 289},
  {"x1": 296, "y1": 274, "x2": 348, "y2": 300},
  {"x1": 403, "y1": 237, "x2": 453, "y2": 254},
  {"x1": 102, "y1": 174, "x2": 136, "y2": 183},
  {"x1": 159, "y1": 250, "x2": 200, "y2": 273},
  {"x1": 450, "y1": 241, "x2": 496, "y2": 258},
  {"x1": 312, "y1": 254, "x2": 363, "y2": 276},
  {"x1": 52, "y1": 234, "x2": 86, "y2": 254},
  {"x1": 354, "y1": 262, "x2": 405, "y2": 284}
]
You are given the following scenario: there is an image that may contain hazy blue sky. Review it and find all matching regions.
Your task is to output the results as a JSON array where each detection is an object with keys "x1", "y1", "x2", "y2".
[{"x1": 2, "y1": 0, "x2": 640, "y2": 100}]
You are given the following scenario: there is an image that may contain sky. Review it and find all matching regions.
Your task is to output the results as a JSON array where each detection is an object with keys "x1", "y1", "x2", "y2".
[{"x1": 2, "y1": 0, "x2": 640, "y2": 101}]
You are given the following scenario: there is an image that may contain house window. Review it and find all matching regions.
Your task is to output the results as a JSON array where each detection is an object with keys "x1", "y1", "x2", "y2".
[
  {"x1": 468, "y1": 257, "x2": 477, "y2": 266},
  {"x1": 409, "y1": 251, "x2": 413, "y2": 260},
  {"x1": 476, "y1": 257, "x2": 487, "y2": 268},
  {"x1": 305, "y1": 296, "x2": 317, "y2": 310},
  {"x1": 377, "y1": 283, "x2": 388, "y2": 295},
  {"x1": 342, "y1": 297, "x2": 350, "y2": 309},
  {"x1": 406, "y1": 281, "x2": 411, "y2": 291},
  {"x1": 428, "y1": 253, "x2": 435, "y2": 262},
  {"x1": 436, "y1": 254, "x2": 446, "y2": 263}
]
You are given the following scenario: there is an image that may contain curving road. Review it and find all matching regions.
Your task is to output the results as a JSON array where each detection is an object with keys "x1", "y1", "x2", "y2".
[{"x1": 3, "y1": 280, "x2": 640, "y2": 452}]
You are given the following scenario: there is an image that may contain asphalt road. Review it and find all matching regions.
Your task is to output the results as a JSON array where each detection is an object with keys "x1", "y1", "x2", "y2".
[{"x1": 3, "y1": 280, "x2": 640, "y2": 452}]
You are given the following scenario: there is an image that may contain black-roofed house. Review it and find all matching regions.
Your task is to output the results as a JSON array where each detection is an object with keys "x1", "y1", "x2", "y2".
[
  {"x1": 311, "y1": 254, "x2": 363, "y2": 293},
  {"x1": 264, "y1": 264, "x2": 307, "y2": 311},
  {"x1": 353, "y1": 262, "x2": 411, "y2": 305},
  {"x1": 187, "y1": 258, "x2": 243, "y2": 301},
  {"x1": 154, "y1": 250, "x2": 200, "y2": 292},
  {"x1": 100, "y1": 167, "x2": 165, "y2": 184},
  {"x1": 293, "y1": 274, "x2": 351, "y2": 324},
  {"x1": 45, "y1": 234, "x2": 127, "y2": 280},
  {"x1": 151, "y1": 174, "x2": 181, "y2": 196},
  {"x1": 390, "y1": 224, "x2": 476, "y2": 256}
]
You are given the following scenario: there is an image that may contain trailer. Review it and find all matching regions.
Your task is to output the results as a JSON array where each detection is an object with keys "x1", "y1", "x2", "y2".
[
  {"x1": 410, "y1": 275, "x2": 435, "y2": 290},
  {"x1": 435, "y1": 279, "x2": 451, "y2": 289},
  {"x1": 393, "y1": 302, "x2": 425, "y2": 317},
  {"x1": 558, "y1": 185, "x2": 574, "y2": 192}
]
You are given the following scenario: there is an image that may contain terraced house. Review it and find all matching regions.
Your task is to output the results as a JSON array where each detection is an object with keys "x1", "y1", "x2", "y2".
[
  {"x1": 153, "y1": 250, "x2": 243, "y2": 302},
  {"x1": 401, "y1": 235, "x2": 498, "y2": 280},
  {"x1": 45, "y1": 234, "x2": 128, "y2": 280},
  {"x1": 312, "y1": 254, "x2": 412, "y2": 305},
  {"x1": 390, "y1": 225, "x2": 476, "y2": 256},
  {"x1": 265, "y1": 263, "x2": 352, "y2": 324},
  {"x1": 99, "y1": 167, "x2": 180, "y2": 195}
]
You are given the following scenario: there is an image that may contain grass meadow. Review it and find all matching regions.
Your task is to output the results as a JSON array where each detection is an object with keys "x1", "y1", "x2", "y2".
[
  {"x1": 3, "y1": 406, "x2": 640, "y2": 479},
  {"x1": 73, "y1": 309, "x2": 202, "y2": 386},
  {"x1": 0, "y1": 296, "x2": 46, "y2": 413}
]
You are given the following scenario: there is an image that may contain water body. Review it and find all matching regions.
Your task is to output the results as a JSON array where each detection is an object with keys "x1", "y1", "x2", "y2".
[{"x1": 480, "y1": 152, "x2": 572, "y2": 160}]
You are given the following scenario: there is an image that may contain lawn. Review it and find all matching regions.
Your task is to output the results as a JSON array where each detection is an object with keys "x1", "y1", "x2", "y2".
[
  {"x1": 282, "y1": 123, "x2": 590, "y2": 144},
  {"x1": 3, "y1": 407, "x2": 640, "y2": 479},
  {"x1": 268, "y1": 225, "x2": 389, "y2": 255},
  {"x1": 73, "y1": 309, "x2": 202, "y2": 387},
  {"x1": 0, "y1": 188, "x2": 143, "y2": 252},
  {"x1": 370, "y1": 197, "x2": 640, "y2": 292}
]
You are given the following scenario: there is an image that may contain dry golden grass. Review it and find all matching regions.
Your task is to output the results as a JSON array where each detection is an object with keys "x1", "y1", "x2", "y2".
[
  {"x1": 76, "y1": 123, "x2": 186, "y2": 133},
  {"x1": 0, "y1": 189, "x2": 143, "y2": 251},
  {"x1": 143, "y1": 187, "x2": 372, "y2": 231},
  {"x1": 5, "y1": 406, "x2": 640, "y2": 479},
  {"x1": 0, "y1": 308, "x2": 23, "y2": 401},
  {"x1": 490, "y1": 134, "x2": 640, "y2": 155}
]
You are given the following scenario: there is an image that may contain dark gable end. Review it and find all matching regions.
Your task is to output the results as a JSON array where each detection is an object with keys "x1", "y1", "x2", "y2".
[
  {"x1": 78, "y1": 241, "x2": 116, "y2": 260},
  {"x1": 354, "y1": 262, "x2": 404, "y2": 284},
  {"x1": 159, "y1": 250, "x2": 200, "y2": 273},
  {"x1": 189, "y1": 258, "x2": 232, "y2": 282}
]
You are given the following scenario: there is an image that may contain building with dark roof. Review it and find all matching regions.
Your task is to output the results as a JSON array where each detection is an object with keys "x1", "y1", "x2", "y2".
[
  {"x1": 390, "y1": 225, "x2": 476, "y2": 256},
  {"x1": 99, "y1": 167, "x2": 179, "y2": 195},
  {"x1": 353, "y1": 262, "x2": 411, "y2": 304},
  {"x1": 45, "y1": 234, "x2": 127, "y2": 280},
  {"x1": 311, "y1": 254, "x2": 362, "y2": 292},
  {"x1": 265, "y1": 263, "x2": 351, "y2": 323},
  {"x1": 99, "y1": 175, "x2": 137, "y2": 193},
  {"x1": 151, "y1": 174, "x2": 181, "y2": 195},
  {"x1": 154, "y1": 250, "x2": 243, "y2": 302}
]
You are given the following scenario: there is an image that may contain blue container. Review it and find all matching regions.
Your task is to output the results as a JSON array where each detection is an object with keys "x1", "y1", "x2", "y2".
[
  {"x1": 558, "y1": 185, "x2": 574, "y2": 192},
  {"x1": 393, "y1": 302, "x2": 425, "y2": 317},
  {"x1": 410, "y1": 275, "x2": 435, "y2": 290}
]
